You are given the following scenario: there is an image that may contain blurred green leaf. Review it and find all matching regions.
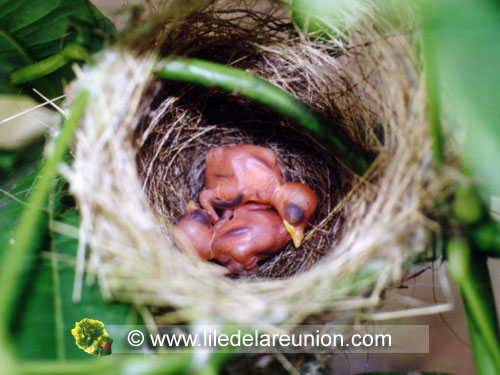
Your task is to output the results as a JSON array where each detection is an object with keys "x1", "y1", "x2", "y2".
[
  {"x1": 419, "y1": 0, "x2": 500, "y2": 197},
  {"x1": 471, "y1": 220, "x2": 500, "y2": 255},
  {"x1": 0, "y1": 0, "x2": 115, "y2": 98},
  {"x1": 0, "y1": 91, "x2": 90, "y2": 342},
  {"x1": 418, "y1": 2, "x2": 500, "y2": 368},
  {"x1": 354, "y1": 372, "x2": 454, "y2": 375},
  {"x1": 0, "y1": 153, "x2": 16, "y2": 171},
  {"x1": 11, "y1": 203, "x2": 137, "y2": 360},
  {"x1": 466, "y1": 299, "x2": 499, "y2": 375},
  {"x1": 446, "y1": 238, "x2": 500, "y2": 372},
  {"x1": 0, "y1": 111, "x2": 134, "y2": 362},
  {"x1": 16, "y1": 353, "x2": 195, "y2": 375},
  {"x1": 0, "y1": 139, "x2": 45, "y2": 179},
  {"x1": 0, "y1": 160, "x2": 48, "y2": 357},
  {"x1": 0, "y1": 160, "x2": 42, "y2": 255},
  {"x1": 452, "y1": 185, "x2": 484, "y2": 224},
  {"x1": 9, "y1": 247, "x2": 58, "y2": 359},
  {"x1": 291, "y1": 0, "x2": 351, "y2": 38}
]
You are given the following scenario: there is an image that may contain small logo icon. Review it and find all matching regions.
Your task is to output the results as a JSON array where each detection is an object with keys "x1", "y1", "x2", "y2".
[{"x1": 71, "y1": 318, "x2": 114, "y2": 356}]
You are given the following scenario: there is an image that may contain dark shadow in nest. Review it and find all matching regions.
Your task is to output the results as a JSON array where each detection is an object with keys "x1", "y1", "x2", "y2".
[{"x1": 135, "y1": 81, "x2": 356, "y2": 278}]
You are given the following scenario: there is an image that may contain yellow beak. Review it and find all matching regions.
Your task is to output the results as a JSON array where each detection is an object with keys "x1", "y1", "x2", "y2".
[{"x1": 283, "y1": 220, "x2": 303, "y2": 248}]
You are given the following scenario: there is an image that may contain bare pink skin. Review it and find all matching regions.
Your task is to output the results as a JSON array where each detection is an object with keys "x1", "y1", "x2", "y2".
[
  {"x1": 174, "y1": 201, "x2": 214, "y2": 260},
  {"x1": 199, "y1": 144, "x2": 318, "y2": 247},
  {"x1": 271, "y1": 182, "x2": 318, "y2": 248},
  {"x1": 211, "y1": 203, "x2": 291, "y2": 275},
  {"x1": 199, "y1": 144, "x2": 284, "y2": 222}
]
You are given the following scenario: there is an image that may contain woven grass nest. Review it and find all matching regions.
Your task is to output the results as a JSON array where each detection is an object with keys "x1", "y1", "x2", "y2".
[{"x1": 66, "y1": 0, "x2": 449, "y2": 326}]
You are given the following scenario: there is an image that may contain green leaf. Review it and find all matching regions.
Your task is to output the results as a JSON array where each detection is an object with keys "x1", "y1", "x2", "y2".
[
  {"x1": 0, "y1": 91, "x2": 134, "y2": 361},
  {"x1": 0, "y1": 159, "x2": 50, "y2": 357},
  {"x1": 446, "y1": 239, "x2": 500, "y2": 373},
  {"x1": 9, "y1": 249, "x2": 58, "y2": 359},
  {"x1": 291, "y1": 0, "x2": 351, "y2": 38},
  {"x1": 0, "y1": 91, "x2": 90, "y2": 340},
  {"x1": 0, "y1": 138, "x2": 45, "y2": 179},
  {"x1": 419, "y1": 0, "x2": 500, "y2": 197},
  {"x1": 0, "y1": 152, "x2": 17, "y2": 172},
  {"x1": 470, "y1": 220, "x2": 500, "y2": 255},
  {"x1": 0, "y1": 0, "x2": 115, "y2": 97},
  {"x1": 353, "y1": 372, "x2": 454, "y2": 375},
  {"x1": 11, "y1": 204, "x2": 138, "y2": 360},
  {"x1": 16, "y1": 353, "x2": 195, "y2": 375},
  {"x1": 465, "y1": 300, "x2": 499, "y2": 375},
  {"x1": 452, "y1": 185, "x2": 484, "y2": 224},
  {"x1": 0, "y1": 159, "x2": 42, "y2": 257}
]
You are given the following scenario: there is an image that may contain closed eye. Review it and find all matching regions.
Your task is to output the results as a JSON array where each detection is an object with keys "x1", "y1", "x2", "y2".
[
  {"x1": 187, "y1": 209, "x2": 210, "y2": 226},
  {"x1": 285, "y1": 203, "x2": 304, "y2": 225}
]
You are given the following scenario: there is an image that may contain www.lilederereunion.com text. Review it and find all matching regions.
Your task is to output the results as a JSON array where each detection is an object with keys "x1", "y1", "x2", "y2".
[
  {"x1": 121, "y1": 325, "x2": 428, "y2": 353},
  {"x1": 148, "y1": 329, "x2": 391, "y2": 350}
]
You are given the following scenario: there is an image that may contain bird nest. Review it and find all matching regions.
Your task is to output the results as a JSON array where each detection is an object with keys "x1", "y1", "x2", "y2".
[{"x1": 66, "y1": 0, "x2": 448, "y2": 325}]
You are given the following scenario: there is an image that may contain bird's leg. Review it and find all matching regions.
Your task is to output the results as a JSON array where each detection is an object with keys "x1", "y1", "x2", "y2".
[
  {"x1": 210, "y1": 192, "x2": 245, "y2": 210},
  {"x1": 199, "y1": 189, "x2": 220, "y2": 223}
]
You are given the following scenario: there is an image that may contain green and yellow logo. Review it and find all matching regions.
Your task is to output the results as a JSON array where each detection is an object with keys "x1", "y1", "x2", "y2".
[{"x1": 71, "y1": 318, "x2": 113, "y2": 356}]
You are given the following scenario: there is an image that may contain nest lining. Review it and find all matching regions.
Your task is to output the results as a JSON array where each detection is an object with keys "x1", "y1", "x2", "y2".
[
  {"x1": 135, "y1": 85, "x2": 354, "y2": 277},
  {"x1": 66, "y1": 0, "x2": 449, "y2": 325}
]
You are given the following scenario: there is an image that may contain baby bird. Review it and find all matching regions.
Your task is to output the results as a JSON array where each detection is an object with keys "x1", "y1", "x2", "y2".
[
  {"x1": 174, "y1": 200, "x2": 214, "y2": 260},
  {"x1": 199, "y1": 144, "x2": 317, "y2": 247},
  {"x1": 211, "y1": 203, "x2": 291, "y2": 275},
  {"x1": 174, "y1": 202, "x2": 291, "y2": 275}
]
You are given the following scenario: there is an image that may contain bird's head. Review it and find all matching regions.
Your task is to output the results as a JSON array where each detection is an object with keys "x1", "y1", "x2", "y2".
[
  {"x1": 272, "y1": 182, "x2": 317, "y2": 248},
  {"x1": 174, "y1": 200, "x2": 214, "y2": 259}
]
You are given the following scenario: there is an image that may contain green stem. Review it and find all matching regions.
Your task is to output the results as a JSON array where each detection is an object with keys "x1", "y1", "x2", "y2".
[
  {"x1": 0, "y1": 28, "x2": 58, "y2": 97},
  {"x1": 155, "y1": 57, "x2": 370, "y2": 174},
  {"x1": 0, "y1": 91, "x2": 89, "y2": 341},
  {"x1": 9, "y1": 44, "x2": 90, "y2": 85},
  {"x1": 422, "y1": 26, "x2": 444, "y2": 165},
  {"x1": 465, "y1": 300, "x2": 499, "y2": 375},
  {"x1": 446, "y1": 239, "x2": 500, "y2": 373},
  {"x1": 49, "y1": 188, "x2": 65, "y2": 359},
  {"x1": 460, "y1": 262, "x2": 500, "y2": 372}
]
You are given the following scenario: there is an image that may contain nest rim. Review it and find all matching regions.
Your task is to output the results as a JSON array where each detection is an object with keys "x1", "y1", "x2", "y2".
[{"x1": 66, "y1": 0, "x2": 447, "y2": 326}]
